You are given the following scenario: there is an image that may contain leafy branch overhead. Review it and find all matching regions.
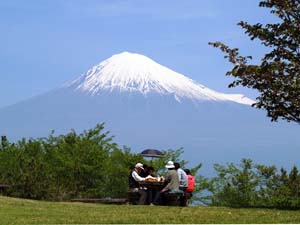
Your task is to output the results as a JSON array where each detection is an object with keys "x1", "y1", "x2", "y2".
[{"x1": 209, "y1": 0, "x2": 300, "y2": 124}]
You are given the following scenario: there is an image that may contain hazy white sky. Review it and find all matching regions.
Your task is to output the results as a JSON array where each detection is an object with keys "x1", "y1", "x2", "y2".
[{"x1": 0, "y1": 0, "x2": 276, "y2": 108}]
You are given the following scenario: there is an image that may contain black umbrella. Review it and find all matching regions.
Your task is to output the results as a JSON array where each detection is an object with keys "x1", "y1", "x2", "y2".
[{"x1": 139, "y1": 149, "x2": 164, "y2": 158}]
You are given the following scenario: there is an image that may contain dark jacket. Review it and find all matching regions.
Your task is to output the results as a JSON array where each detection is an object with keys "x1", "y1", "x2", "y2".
[{"x1": 128, "y1": 169, "x2": 139, "y2": 189}]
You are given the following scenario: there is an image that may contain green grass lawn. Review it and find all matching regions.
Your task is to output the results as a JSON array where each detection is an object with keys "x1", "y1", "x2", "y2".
[{"x1": 1, "y1": 196, "x2": 300, "y2": 224}]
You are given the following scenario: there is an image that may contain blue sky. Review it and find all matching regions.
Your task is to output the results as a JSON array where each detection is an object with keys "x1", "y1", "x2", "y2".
[{"x1": 0, "y1": 0, "x2": 276, "y2": 108}]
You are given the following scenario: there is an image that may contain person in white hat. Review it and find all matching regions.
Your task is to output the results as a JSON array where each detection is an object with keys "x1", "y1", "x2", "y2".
[
  {"x1": 152, "y1": 161, "x2": 180, "y2": 205},
  {"x1": 128, "y1": 163, "x2": 147, "y2": 205}
]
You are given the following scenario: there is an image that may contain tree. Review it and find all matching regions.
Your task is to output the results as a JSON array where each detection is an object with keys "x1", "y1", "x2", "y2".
[
  {"x1": 0, "y1": 124, "x2": 203, "y2": 202},
  {"x1": 208, "y1": 159, "x2": 258, "y2": 207},
  {"x1": 0, "y1": 136, "x2": 8, "y2": 149},
  {"x1": 288, "y1": 165, "x2": 300, "y2": 197},
  {"x1": 209, "y1": 0, "x2": 300, "y2": 124}
]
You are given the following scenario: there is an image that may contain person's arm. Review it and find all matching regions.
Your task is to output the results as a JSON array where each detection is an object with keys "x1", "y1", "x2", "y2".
[
  {"x1": 183, "y1": 172, "x2": 188, "y2": 187},
  {"x1": 162, "y1": 184, "x2": 170, "y2": 192},
  {"x1": 165, "y1": 172, "x2": 171, "y2": 183},
  {"x1": 178, "y1": 169, "x2": 188, "y2": 187},
  {"x1": 161, "y1": 172, "x2": 171, "y2": 192},
  {"x1": 132, "y1": 170, "x2": 146, "y2": 182}
]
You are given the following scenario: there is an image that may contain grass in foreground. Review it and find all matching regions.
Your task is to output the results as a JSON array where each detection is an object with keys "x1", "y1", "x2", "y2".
[{"x1": 1, "y1": 196, "x2": 300, "y2": 224}]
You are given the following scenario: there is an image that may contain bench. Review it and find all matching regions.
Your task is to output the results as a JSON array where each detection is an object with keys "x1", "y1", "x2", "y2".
[
  {"x1": 164, "y1": 191, "x2": 184, "y2": 206},
  {"x1": 165, "y1": 191, "x2": 192, "y2": 206},
  {"x1": 127, "y1": 191, "x2": 140, "y2": 205},
  {"x1": 71, "y1": 198, "x2": 128, "y2": 205}
]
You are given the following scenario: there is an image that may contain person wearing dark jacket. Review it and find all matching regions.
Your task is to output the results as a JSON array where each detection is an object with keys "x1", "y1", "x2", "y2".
[{"x1": 128, "y1": 163, "x2": 147, "y2": 205}]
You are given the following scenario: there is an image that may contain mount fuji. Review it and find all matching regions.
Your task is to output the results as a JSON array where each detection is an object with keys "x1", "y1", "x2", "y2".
[
  {"x1": 1, "y1": 52, "x2": 299, "y2": 172},
  {"x1": 65, "y1": 51, "x2": 254, "y2": 105}
]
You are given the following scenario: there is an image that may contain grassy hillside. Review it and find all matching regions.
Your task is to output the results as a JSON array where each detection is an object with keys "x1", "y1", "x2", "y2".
[{"x1": 1, "y1": 196, "x2": 300, "y2": 224}]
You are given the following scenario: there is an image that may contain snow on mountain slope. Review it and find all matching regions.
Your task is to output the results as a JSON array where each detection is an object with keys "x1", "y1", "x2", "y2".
[{"x1": 65, "y1": 52, "x2": 255, "y2": 105}]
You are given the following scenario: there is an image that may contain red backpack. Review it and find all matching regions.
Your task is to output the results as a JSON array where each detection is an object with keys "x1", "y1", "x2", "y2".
[{"x1": 186, "y1": 174, "x2": 195, "y2": 193}]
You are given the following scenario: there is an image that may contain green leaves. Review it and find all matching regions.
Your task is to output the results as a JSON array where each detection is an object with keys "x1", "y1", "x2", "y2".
[
  {"x1": 0, "y1": 124, "x2": 130, "y2": 200},
  {"x1": 205, "y1": 159, "x2": 300, "y2": 209},
  {"x1": 0, "y1": 125, "x2": 198, "y2": 201},
  {"x1": 209, "y1": 0, "x2": 300, "y2": 124}
]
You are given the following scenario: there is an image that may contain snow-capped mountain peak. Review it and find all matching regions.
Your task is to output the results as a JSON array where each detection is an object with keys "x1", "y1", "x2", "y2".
[{"x1": 65, "y1": 51, "x2": 255, "y2": 105}]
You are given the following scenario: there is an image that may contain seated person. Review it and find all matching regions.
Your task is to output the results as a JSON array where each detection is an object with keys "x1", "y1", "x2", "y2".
[
  {"x1": 139, "y1": 164, "x2": 149, "y2": 177},
  {"x1": 140, "y1": 165, "x2": 157, "y2": 204},
  {"x1": 146, "y1": 166, "x2": 156, "y2": 177},
  {"x1": 174, "y1": 162, "x2": 188, "y2": 206},
  {"x1": 141, "y1": 165, "x2": 156, "y2": 177},
  {"x1": 128, "y1": 163, "x2": 148, "y2": 205},
  {"x1": 184, "y1": 169, "x2": 195, "y2": 194},
  {"x1": 174, "y1": 162, "x2": 188, "y2": 191},
  {"x1": 184, "y1": 168, "x2": 195, "y2": 206},
  {"x1": 152, "y1": 161, "x2": 180, "y2": 205}
]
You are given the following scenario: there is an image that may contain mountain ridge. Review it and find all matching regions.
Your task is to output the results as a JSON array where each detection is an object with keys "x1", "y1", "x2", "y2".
[{"x1": 64, "y1": 52, "x2": 254, "y2": 105}]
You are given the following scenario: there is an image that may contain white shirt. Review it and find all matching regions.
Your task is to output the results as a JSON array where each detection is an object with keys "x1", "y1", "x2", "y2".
[
  {"x1": 177, "y1": 168, "x2": 188, "y2": 188},
  {"x1": 131, "y1": 169, "x2": 146, "y2": 182}
]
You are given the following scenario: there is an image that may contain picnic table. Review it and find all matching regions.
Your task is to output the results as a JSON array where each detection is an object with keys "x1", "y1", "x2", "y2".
[
  {"x1": 128, "y1": 180, "x2": 190, "y2": 206},
  {"x1": 127, "y1": 180, "x2": 165, "y2": 205},
  {"x1": 138, "y1": 180, "x2": 165, "y2": 191}
]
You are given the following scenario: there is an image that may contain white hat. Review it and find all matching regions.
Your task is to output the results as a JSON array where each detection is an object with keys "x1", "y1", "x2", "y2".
[
  {"x1": 135, "y1": 163, "x2": 144, "y2": 170},
  {"x1": 165, "y1": 161, "x2": 175, "y2": 169}
]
